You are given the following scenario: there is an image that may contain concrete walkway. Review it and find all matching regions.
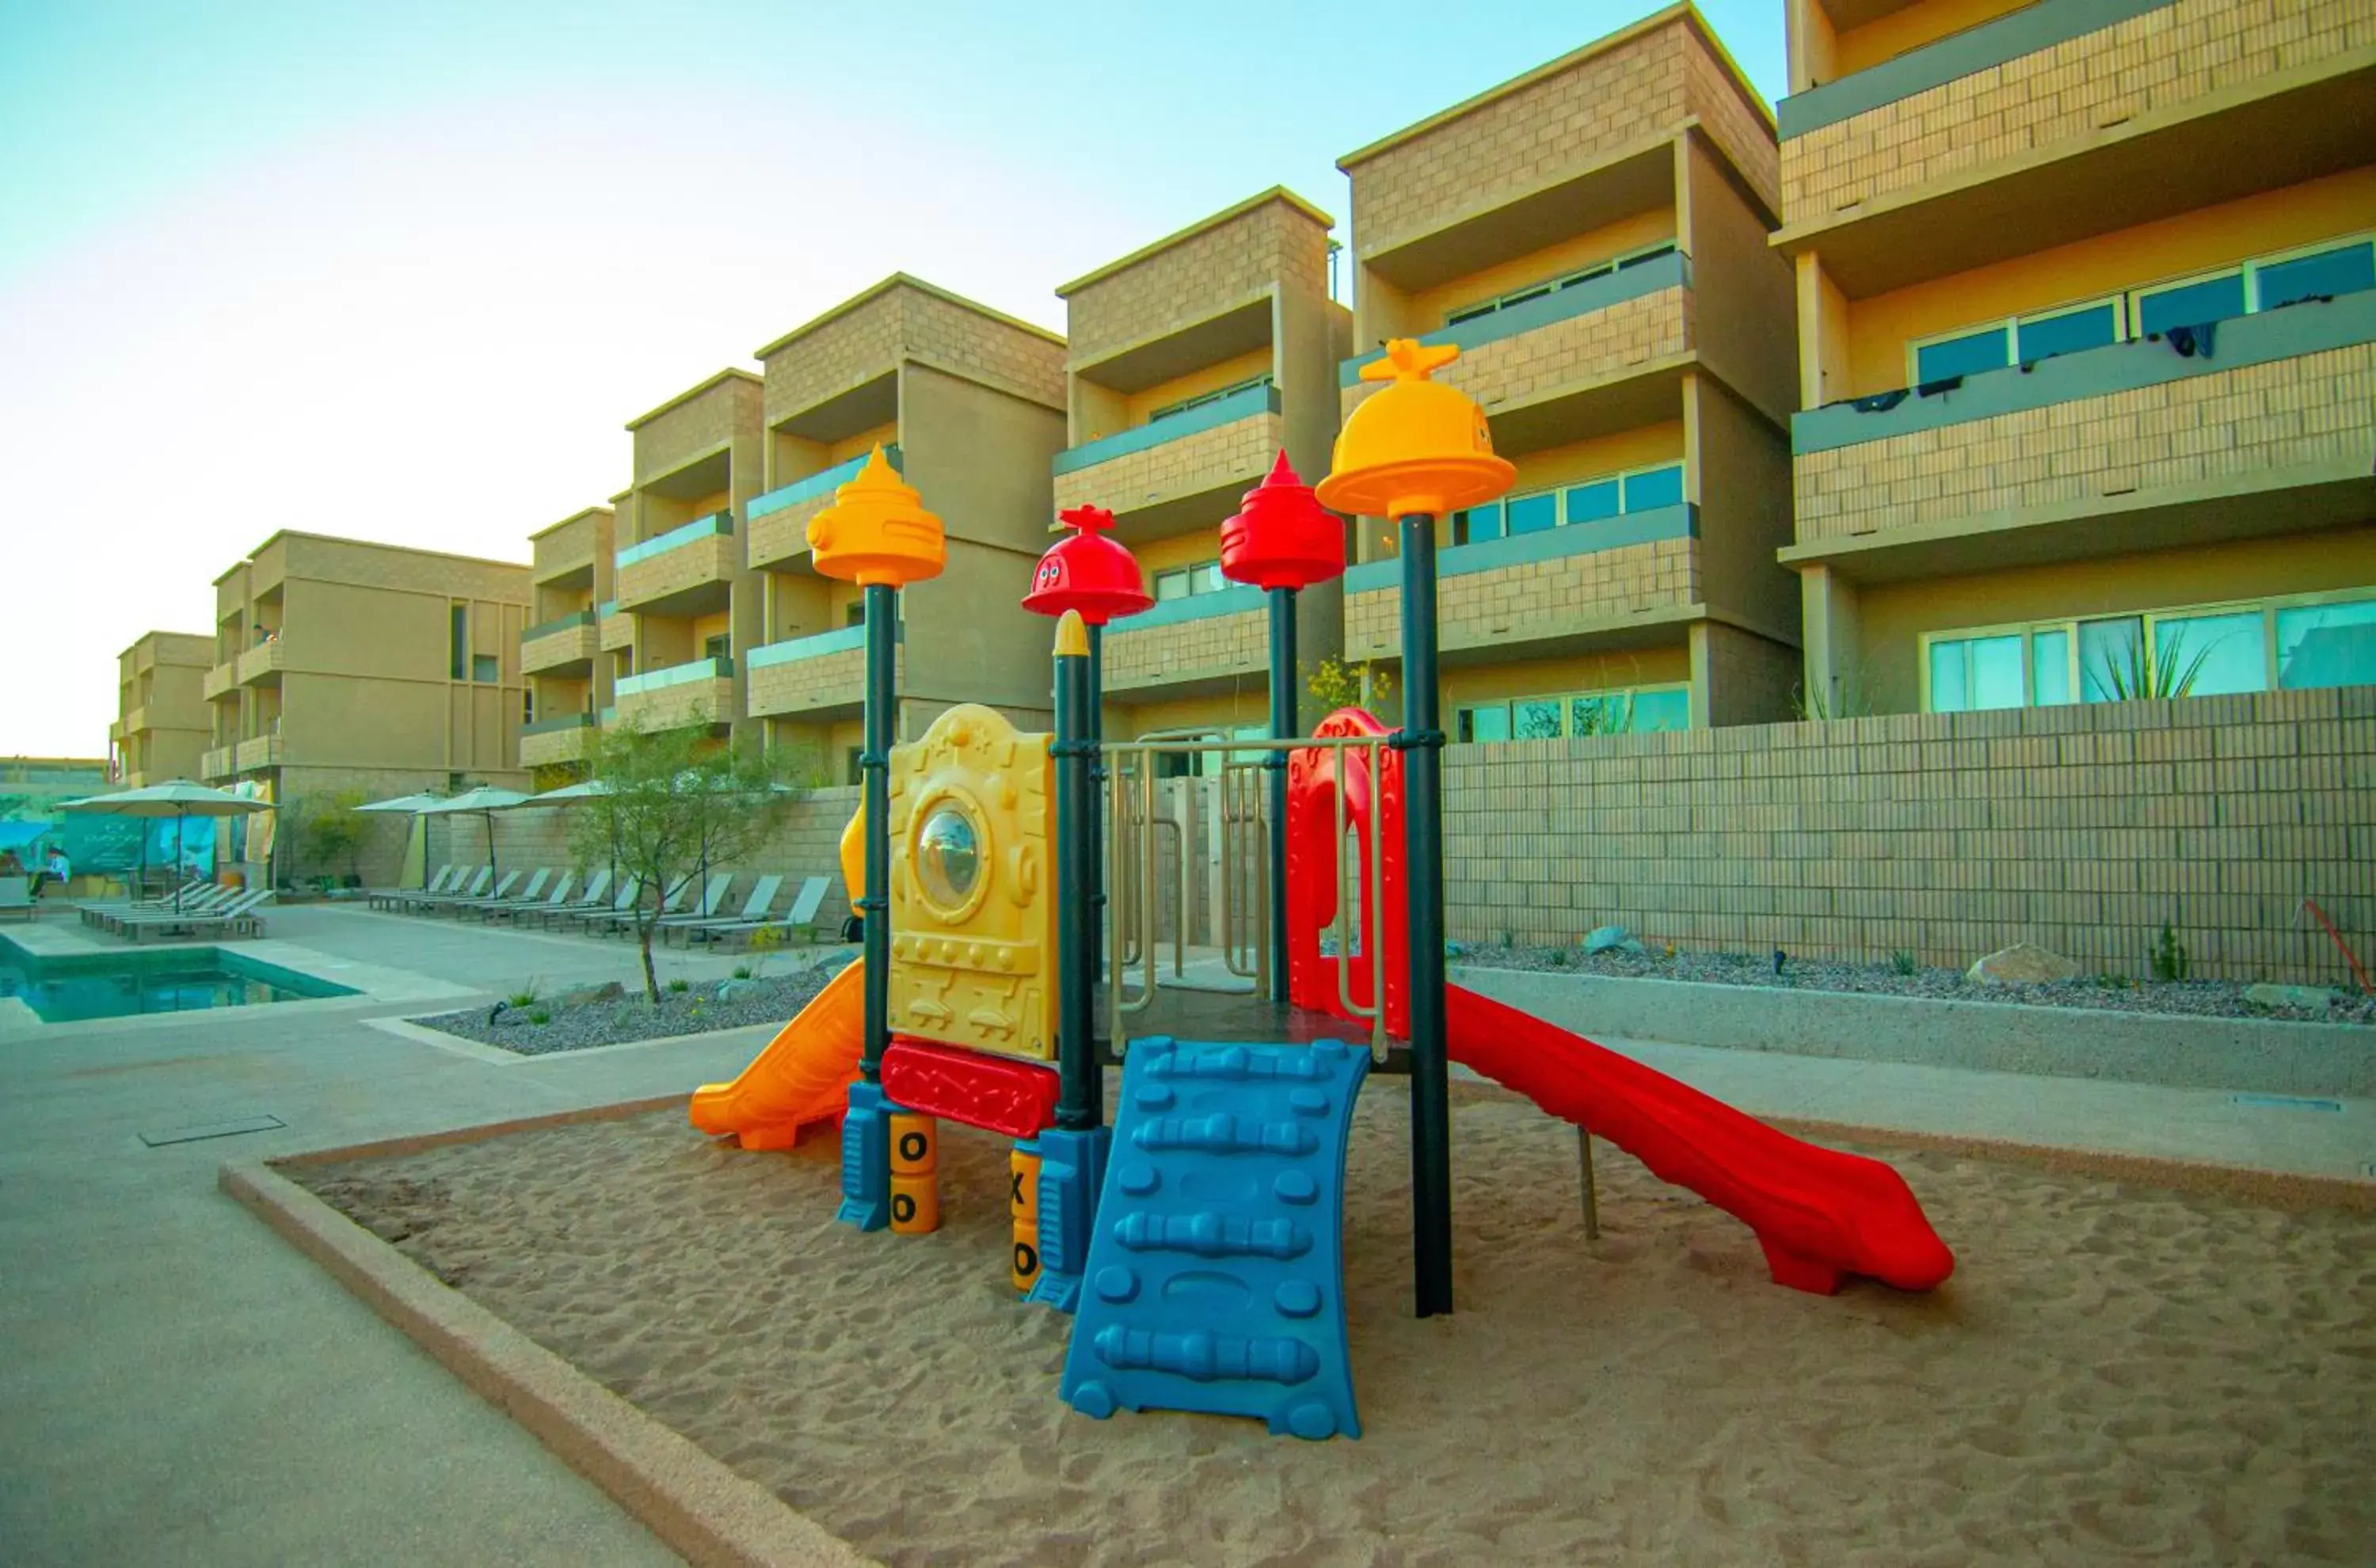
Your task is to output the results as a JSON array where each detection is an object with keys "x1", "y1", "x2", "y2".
[{"x1": 2, "y1": 909, "x2": 2366, "y2": 1563}]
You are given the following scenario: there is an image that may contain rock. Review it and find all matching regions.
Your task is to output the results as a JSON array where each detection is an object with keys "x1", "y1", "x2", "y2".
[
  {"x1": 1583, "y1": 925, "x2": 1630, "y2": 956},
  {"x1": 557, "y1": 980, "x2": 625, "y2": 1008},
  {"x1": 1444, "y1": 940, "x2": 1468, "y2": 959},
  {"x1": 1966, "y1": 943, "x2": 2080, "y2": 985},
  {"x1": 715, "y1": 980, "x2": 760, "y2": 1003},
  {"x1": 2245, "y1": 983, "x2": 2338, "y2": 1011}
]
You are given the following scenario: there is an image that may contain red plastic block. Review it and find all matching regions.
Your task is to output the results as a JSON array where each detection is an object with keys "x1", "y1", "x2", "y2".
[{"x1": 880, "y1": 1038, "x2": 1061, "y2": 1139}]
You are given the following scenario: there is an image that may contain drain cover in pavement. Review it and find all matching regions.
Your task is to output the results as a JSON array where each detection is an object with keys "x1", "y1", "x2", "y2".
[
  {"x1": 139, "y1": 1113, "x2": 287, "y2": 1147},
  {"x1": 2228, "y1": 1094, "x2": 2343, "y2": 1113}
]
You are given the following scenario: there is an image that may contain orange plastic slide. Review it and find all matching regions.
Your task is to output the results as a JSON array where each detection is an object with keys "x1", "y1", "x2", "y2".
[
  {"x1": 689, "y1": 960, "x2": 866, "y2": 1151},
  {"x1": 1445, "y1": 983, "x2": 1954, "y2": 1294}
]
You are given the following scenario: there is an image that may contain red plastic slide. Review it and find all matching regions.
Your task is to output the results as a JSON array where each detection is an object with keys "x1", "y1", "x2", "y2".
[{"x1": 1445, "y1": 983, "x2": 1954, "y2": 1293}]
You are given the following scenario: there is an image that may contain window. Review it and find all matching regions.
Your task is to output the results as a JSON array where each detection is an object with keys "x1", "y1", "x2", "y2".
[
  {"x1": 1153, "y1": 561, "x2": 1227, "y2": 601},
  {"x1": 1908, "y1": 234, "x2": 2374, "y2": 387},
  {"x1": 1455, "y1": 683, "x2": 1690, "y2": 743},
  {"x1": 843, "y1": 748, "x2": 862, "y2": 786},
  {"x1": 449, "y1": 604, "x2": 467, "y2": 681},
  {"x1": 523, "y1": 690, "x2": 535, "y2": 725},
  {"x1": 1148, "y1": 373, "x2": 1273, "y2": 424},
  {"x1": 1449, "y1": 462, "x2": 1685, "y2": 543},
  {"x1": 471, "y1": 653, "x2": 498, "y2": 683},
  {"x1": 703, "y1": 633, "x2": 731, "y2": 663},
  {"x1": 1924, "y1": 590, "x2": 2376, "y2": 713},
  {"x1": 1443, "y1": 240, "x2": 1678, "y2": 326}
]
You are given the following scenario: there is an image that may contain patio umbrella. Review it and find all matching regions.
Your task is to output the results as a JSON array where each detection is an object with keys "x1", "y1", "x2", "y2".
[
  {"x1": 55, "y1": 779, "x2": 271, "y2": 911},
  {"x1": 509, "y1": 778, "x2": 615, "y2": 896},
  {"x1": 354, "y1": 792, "x2": 450, "y2": 892},
  {"x1": 420, "y1": 786, "x2": 530, "y2": 888}
]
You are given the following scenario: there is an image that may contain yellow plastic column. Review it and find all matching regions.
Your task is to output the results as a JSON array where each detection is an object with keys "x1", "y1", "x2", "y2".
[
  {"x1": 1010, "y1": 1144, "x2": 1042, "y2": 1294},
  {"x1": 888, "y1": 1112, "x2": 940, "y2": 1235}
]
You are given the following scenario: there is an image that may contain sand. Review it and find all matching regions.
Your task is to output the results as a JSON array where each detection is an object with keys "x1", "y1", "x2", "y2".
[{"x1": 293, "y1": 1083, "x2": 2375, "y2": 1567}]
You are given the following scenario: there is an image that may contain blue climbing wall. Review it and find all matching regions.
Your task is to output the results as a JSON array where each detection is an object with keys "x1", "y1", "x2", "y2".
[{"x1": 1059, "y1": 1037, "x2": 1369, "y2": 1441}]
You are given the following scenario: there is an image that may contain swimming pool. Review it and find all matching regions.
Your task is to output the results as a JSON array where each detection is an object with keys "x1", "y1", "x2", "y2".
[{"x1": 0, "y1": 936, "x2": 356, "y2": 1024}]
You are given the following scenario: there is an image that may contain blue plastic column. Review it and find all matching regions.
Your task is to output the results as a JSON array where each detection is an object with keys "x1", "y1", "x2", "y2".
[
  {"x1": 1027, "y1": 1124, "x2": 1110, "y2": 1313},
  {"x1": 836, "y1": 1082, "x2": 892, "y2": 1231}
]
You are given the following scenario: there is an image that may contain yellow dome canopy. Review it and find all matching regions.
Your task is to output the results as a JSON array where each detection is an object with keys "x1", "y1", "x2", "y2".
[
  {"x1": 1314, "y1": 339, "x2": 1514, "y2": 521},
  {"x1": 808, "y1": 446, "x2": 947, "y2": 588}
]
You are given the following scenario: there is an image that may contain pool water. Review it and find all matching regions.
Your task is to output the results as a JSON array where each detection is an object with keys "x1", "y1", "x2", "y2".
[{"x1": 0, "y1": 937, "x2": 356, "y2": 1023}]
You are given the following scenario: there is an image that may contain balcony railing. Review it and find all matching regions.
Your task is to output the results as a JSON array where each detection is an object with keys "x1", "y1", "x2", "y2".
[
  {"x1": 615, "y1": 510, "x2": 733, "y2": 570},
  {"x1": 1344, "y1": 503, "x2": 1699, "y2": 592},
  {"x1": 522, "y1": 607, "x2": 597, "y2": 641},
  {"x1": 1777, "y1": 0, "x2": 2172, "y2": 139},
  {"x1": 1338, "y1": 249, "x2": 1691, "y2": 388},
  {"x1": 748, "y1": 445, "x2": 904, "y2": 523},
  {"x1": 202, "y1": 663, "x2": 236, "y2": 701},
  {"x1": 747, "y1": 625, "x2": 868, "y2": 668},
  {"x1": 615, "y1": 656, "x2": 734, "y2": 697},
  {"x1": 596, "y1": 599, "x2": 619, "y2": 620},
  {"x1": 522, "y1": 711, "x2": 598, "y2": 735},
  {"x1": 1054, "y1": 384, "x2": 1281, "y2": 475},
  {"x1": 236, "y1": 638, "x2": 285, "y2": 683}
]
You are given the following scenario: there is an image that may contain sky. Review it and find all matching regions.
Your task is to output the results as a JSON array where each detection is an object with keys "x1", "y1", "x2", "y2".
[{"x1": 0, "y1": 1, "x2": 1786, "y2": 759}]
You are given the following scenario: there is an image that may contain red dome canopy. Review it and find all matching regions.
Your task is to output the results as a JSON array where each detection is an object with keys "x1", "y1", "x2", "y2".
[
  {"x1": 1220, "y1": 452, "x2": 1346, "y2": 592},
  {"x1": 1022, "y1": 504, "x2": 1153, "y2": 626}
]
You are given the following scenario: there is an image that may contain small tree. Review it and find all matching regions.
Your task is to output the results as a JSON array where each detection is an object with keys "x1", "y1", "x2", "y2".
[
  {"x1": 1304, "y1": 656, "x2": 1396, "y2": 723},
  {"x1": 298, "y1": 790, "x2": 369, "y2": 886},
  {"x1": 571, "y1": 708, "x2": 802, "y2": 1003}
]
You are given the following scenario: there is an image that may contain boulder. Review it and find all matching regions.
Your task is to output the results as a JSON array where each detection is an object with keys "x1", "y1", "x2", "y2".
[
  {"x1": 714, "y1": 980, "x2": 761, "y2": 1004},
  {"x1": 1965, "y1": 943, "x2": 2080, "y2": 985},
  {"x1": 557, "y1": 980, "x2": 626, "y2": 1008},
  {"x1": 2244, "y1": 983, "x2": 2338, "y2": 1012},
  {"x1": 1583, "y1": 925, "x2": 1631, "y2": 956}
]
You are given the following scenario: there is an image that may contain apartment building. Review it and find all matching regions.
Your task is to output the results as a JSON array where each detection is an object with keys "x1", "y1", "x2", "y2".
[
  {"x1": 609, "y1": 370, "x2": 765, "y2": 740},
  {"x1": 741, "y1": 274, "x2": 1068, "y2": 783},
  {"x1": 1335, "y1": 5, "x2": 1802, "y2": 745},
  {"x1": 518, "y1": 505, "x2": 616, "y2": 779},
  {"x1": 109, "y1": 630, "x2": 212, "y2": 786},
  {"x1": 1053, "y1": 188, "x2": 1353, "y2": 753},
  {"x1": 1774, "y1": 0, "x2": 2376, "y2": 715},
  {"x1": 201, "y1": 531, "x2": 533, "y2": 808}
]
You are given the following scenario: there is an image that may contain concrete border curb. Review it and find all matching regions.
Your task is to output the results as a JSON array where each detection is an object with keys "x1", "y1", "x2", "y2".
[
  {"x1": 221, "y1": 1148, "x2": 879, "y2": 1568},
  {"x1": 1456, "y1": 965, "x2": 2376, "y2": 1097}
]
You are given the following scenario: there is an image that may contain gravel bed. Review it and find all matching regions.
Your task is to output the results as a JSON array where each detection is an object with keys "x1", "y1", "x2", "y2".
[
  {"x1": 413, "y1": 950, "x2": 854, "y2": 1056},
  {"x1": 1452, "y1": 942, "x2": 2376, "y2": 1026}
]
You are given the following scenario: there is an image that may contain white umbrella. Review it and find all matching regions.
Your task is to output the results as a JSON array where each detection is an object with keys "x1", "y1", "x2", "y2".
[
  {"x1": 356, "y1": 791, "x2": 446, "y2": 814},
  {"x1": 420, "y1": 785, "x2": 531, "y2": 886},
  {"x1": 56, "y1": 779, "x2": 271, "y2": 911}
]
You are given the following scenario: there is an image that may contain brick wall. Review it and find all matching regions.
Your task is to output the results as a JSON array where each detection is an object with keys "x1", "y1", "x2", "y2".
[
  {"x1": 1346, "y1": 18, "x2": 1694, "y2": 257},
  {"x1": 746, "y1": 645, "x2": 885, "y2": 718},
  {"x1": 612, "y1": 676, "x2": 736, "y2": 732},
  {"x1": 1441, "y1": 685, "x2": 2375, "y2": 985},
  {"x1": 904, "y1": 287, "x2": 1067, "y2": 409},
  {"x1": 1794, "y1": 341, "x2": 2376, "y2": 542},
  {"x1": 1342, "y1": 287, "x2": 1690, "y2": 422},
  {"x1": 615, "y1": 533, "x2": 735, "y2": 609},
  {"x1": 531, "y1": 512, "x2": 607, "y2": 583},
  {"x1": 518, "y1": 725, "x2": 595, "y2": 769},
  {"x1": 1781, "y1": 0, "x2": 2372, "y2": 224},
  {"x1": 633, "y1": 375, "x2": 761, "y2": 482},
  {"x1": 1065, "y1": 199, "x2": 1329, "y2": 363},
  {"x1": 1053, "y1": 411, "x2": 1283, "y2": 518},
  {"x1": 520, "y1": 624, "x2": 599, "y2": 675},
  {"x1": 600, "y1": 610, "x2": 634, "y2": 653},
  {"x1": 1346, "y1": 538, "x2": 1700, "y2": 659},
  {"x1": 1685, "y1": 34, "x2": 1782, "y2": 217},
  {"x1": 746, "y1": 492, "x2": 831, "y2": 570},
  {"x1": 1105, "y1": 610, "x2": 1269, "y2": 693},
  {"x1": 279, "y1": 539, "x2": 530, "y2": 607},
  {"x1": 763, "y1": 281, "x2": 1064, "y2": 426}
]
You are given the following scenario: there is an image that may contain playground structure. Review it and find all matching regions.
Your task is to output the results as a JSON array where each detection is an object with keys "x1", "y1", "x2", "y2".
[{"x1": 690, "y1": 342, "x2": 1955, "y2": 1441}]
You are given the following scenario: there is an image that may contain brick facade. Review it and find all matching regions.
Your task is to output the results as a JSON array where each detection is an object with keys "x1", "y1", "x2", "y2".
[
  {"x1": 1443, "y1": 685, "x2": 2374, "y2": 986},
  {"x1": 762, "y1": 279, "x2": 1064, "y2": 426},
  {"x1": 746, "y1": 493, "x2": 832, "y2": 573},
  {"x1": 745, "y1": 645, "x2": 886, "y2": 718},
  {"x1": 531, "y1": 512, "x2": 602, "y2": 583},
  {"x1": 630, "y1": 373, "x2": 762, "y2": 482},
  {"x1": 599, "y1": 609, "x2": 634, "y2": 653},
  {"x1": 1793, "y1": 341, "x2": 2376, "y2": 543},
  {"x1": 1341, "y1": 287, "x2": 1690, "y2": 422},
  {"x1": 614, "y1": 531, "x2": 736, "y2": 610},
  {"x1": 1063, "y1": 197, "x2": 1331, "y2": 363},
  {"x1": 518, "y1": 724, "x2": 596, "y2": 768},
  {"x1": 1104, "y1": 611, "x2": 1269, "y2": 693},
  {"x1": 612, "y1": 676, "x2": 736, "y2": 732},
  {"x1": 1346, "y1": 538, "x2": 1701, "y2": 659},
  {"x1": 1781, "y1": 0, "x2": 2372, "y2": 225},
  {"x1": 520, "y1": 623, "x2": 599, "y2": 675},
  {"x1": 1053, "y1": 411, "x2": 1284, "y2": 518}
]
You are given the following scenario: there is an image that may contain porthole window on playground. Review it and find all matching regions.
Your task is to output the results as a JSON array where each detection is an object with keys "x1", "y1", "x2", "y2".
[
  {"x1": 1922, "y1": 588, "x2": 2376, "y2": 713},
  {"x1": 1455, "y1": 684, "x2": 1689, "y2": 743}
]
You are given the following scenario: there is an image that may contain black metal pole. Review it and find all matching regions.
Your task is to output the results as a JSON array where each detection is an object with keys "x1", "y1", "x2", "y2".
[
  {"x1": 1265, "y1": 586, "x2": 1296, "y2": 1002},
  {"x1": 1053, "y1": 618, "x2": 1099, "y2": 1129},
  {"x1": 859, "y1": 581, "x2": 894, "y2": 1081},
  {"x1": 1399, "y1": 512, "x2": 1453, "y2": 1319},
  {"x1": 1087, "y1": 623, "x2": 1105, "y2": 988}
]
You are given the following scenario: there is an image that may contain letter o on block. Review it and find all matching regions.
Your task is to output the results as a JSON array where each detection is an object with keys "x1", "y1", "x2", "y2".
[
  {"x1": 889, "y1": 1112, "x2": 940, "y2": 1235},
  {"x1": 1010, "y1": 1144, "x2": 1042, "y2": 1293}
]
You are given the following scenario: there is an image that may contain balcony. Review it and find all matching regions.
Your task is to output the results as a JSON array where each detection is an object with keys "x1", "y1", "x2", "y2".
[
  {"x1": 747, "y1": 446, "x2": 902, "y2": 573},
  {"x1": 236, "y1": 637, "x2": 284, "y2": 685},
  {"x1": 520, "y1": 609, "x2": 600, "y2": 675},
  {"x1": 1104, "y1": 585, "x2": 1269, "y2": 698},
  {"x1": 611, "y1": 657, "x2": 736, "y2": 732},
  {"x1": 1338, "y1": 251, "x2": 1693, "y2": 446},
  {"x1": 614, "y1": 512, "x2": 736, "y2": 614},
  {"x1": 532, "y1": 511, "x2": 602, "y2": 586},
  {"x1": 200, "y1": 745, "x2": 234, "y2": 781},
  {"x1": 597, "y1": 599, "x2": 632, "y2": 653},
  {"x1": 1053, "y1": 385, "x2": 1283, "y2": 532},
  {"x1": 202, "y1": 661, "x2": 237, "y2": 701},
  {"x1": 1772, "y1": 0, "x2": 2376, "y2": 293},
  {"x1": 745, "y1": 626, "x2": 901, "y2": 720},
  {"x1": 1785, "y1": 290, "x2": 2376, "y2": 582},
  {"x1": 519, "y1": 711, "x2": 598, "y2": 767},
  {"x1": 1344, "y1": 504, "x2": 1700, "y2": 663},
  {"x1": 234, "y1": 735, "x2": 284, "y2": 772}
]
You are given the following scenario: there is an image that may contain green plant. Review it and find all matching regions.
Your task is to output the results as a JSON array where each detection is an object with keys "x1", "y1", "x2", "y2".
[
  {"x1": 2094, "y1": 972, "x2": 2134, "y2": 990},
  {"x1": 1891, "y1": 949, "x2": 1918, "y2": 976},
  {"x1": 1304, "y1": 656, "x2": 1395, "y2": 723},
  {"x1": 527, "y1": 1008, "x2": 550, "y2": 1026},
  {"x1": 665, "y1": 976, "x2": 690, "y2": 994},
  {"x1": 1550, "y1": 949, "x2": 1570, "y2": 967},
  {"x1": 1789, "y1": 657, "x2": 1879, "y2": 723},
  {"x1": 2149, "y1": 923, "x2": 2190, "y2": 984},
  {"x1": 744, "y1": 924, "x2": 786, "y2": 980},
  {"x1": 731, "y1": 963, "x2": 753, "y2": 980},
  {"x1": 2090, "y1": 626, "x2": 2214, "y2": 702},
  {"x1": 507, "y1": 981, "x2": 541, "y2": 1008}
]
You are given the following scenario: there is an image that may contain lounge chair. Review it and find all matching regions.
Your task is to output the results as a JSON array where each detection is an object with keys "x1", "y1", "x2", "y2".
[
  {"x1": 424, "y1": 869, "x2": 520, "y2": 915},
  {"x1": 82, "y1": 882, "x2": 235, "y2": 928},
  {"x1": 367, "y1": 865, "x2": 455, "y2": 911},
  {"x1": 577, "y1": 873, "x2": 695, "y2": 938},
  {"x1": 0, "y1": 877, "x2": 32, "y2": 923},
  {"x1": 444, "y1": 867, "x2": 547, "y2": 917},
  {"x1": 121, "y1": 889, "x2": 273, "y2": 943},
  {"x1": 480, "y1": 870, "x2": 573, "y2": 923},
  {"x1": 663, "y1": 873, "x2": 782, "y2": 946},
  {"x1": 546, "y1": 875, "x2": 648, "y2": 934},
  {"x1": 391, "y1": 866, "x2": 493, "y2": 912},
  {"x1": 703, "y1": 875, "x2": 834, "y2": 947},
  {"x1": 516, "y1": 869, "x2": 614, "y2": 927},
  {"x1": 645, "y1": 873, "x2": 735, "y2": 938}
]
